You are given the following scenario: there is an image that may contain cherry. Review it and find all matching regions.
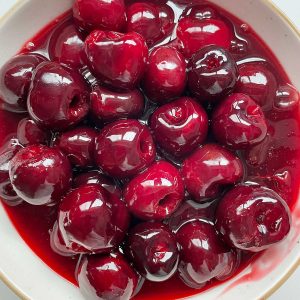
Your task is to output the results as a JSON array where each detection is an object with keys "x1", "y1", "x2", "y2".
[
  {"x1": 212, "y1": 93, "x2": 268, "y2": 149},
  {"x1": 0, "y1": 53, "x2": 46, "y2": 113},
  {"x1": 77, "y1": 253, "x2": 140, "y2": 300},
  {"x1": 58, "y1": 184, "x2": 129, "y2": 254},
  {"x1": 188, "y1": 45, "x2": 238, "y2": 102},
  {"x1": 181, "y1": 144, "x2": 243, "y2": 201},
  {"x1": 73, "y1": 0, "x2": 126, "y2": 32},
  {"x1": 177, "y1": 17, "x2": 232, "y2": 58},
  {"x1": 17, "y1": 118, "x2": 49, "y2": 146},
  {"x1": 142, "y1": 46, "x2": 186, "y2": 103},
  {"x1": 215, "y1": 184, "x2": 291, "y2": 252},
  {"x1": 27, "y1": 62, "x2": 89, "y2": 131},
  {"x1": 85, "y1": 30, "x2": 148, "y2": 90},
  {"x1": 124, "y1": 160, "x2": 184, "y2": 220},
  {"x1": 9, "y1": 145, "x2": 72, "y2": 205},
  {"x1": 54, "y1": 127, "x2": 98, "y2": 168},
  {"x1": 150, "y1": 97, "x2": 208, "y2": 158},
  {"x1": 176, "y1": 219, "x2": 240, "y2": 289},
  {"x1": 158, "y1": 4, "x2": 175, "y2": 36},
  {"x1": 94, "y1": 119, "x2": 156, "y2": 178},
  {"x1": 90, "y1": 85, "x2": 145, "y2": 123}
]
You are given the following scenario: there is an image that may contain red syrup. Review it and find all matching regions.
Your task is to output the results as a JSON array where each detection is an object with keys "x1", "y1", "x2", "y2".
[{"x1": 1, "y1": 1, "x2": 300, "y2": 299}]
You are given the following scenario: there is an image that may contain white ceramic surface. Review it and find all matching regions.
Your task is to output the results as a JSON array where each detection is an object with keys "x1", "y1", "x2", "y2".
[{"x1": 0, "y1": 1, "x2": 300, "y2": 299}]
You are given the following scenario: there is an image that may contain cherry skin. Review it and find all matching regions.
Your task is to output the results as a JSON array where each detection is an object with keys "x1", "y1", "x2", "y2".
[
  {"x1": 215, "y1": 184, "x2": 291, "y2": 252},
  {"x1": 27, "y1": 62, "x2": 89, "y2": 131},
  {"x1": 0, "y1": 53, "x2": 46, "y2": 113},
  {"x1": 177, "y1": 17, "x2": 232, "y2": 58},
  {"x1": 17, "y1": 118, "x2": 49, "y2": 146},
  {"x1": 94, "y1": 119, "x2": 156, "y2": 178},
  {"x1": 126, "y1": 222, "x2": 179, "y2": 282},
  {"x1": 58, "y1": 184, "x2": 129, "y2": 254},
  {"x1": 85, "y1": 30, "x2": 148, "y2": 90},
  {"x1": 124, "y1": 160, "x2": 184, "y2": 220},
  {"x1": 73, "y1": 0, "x2": 126, "y2": 32},
  {"x1": 188, "y1": 45, "x2": 238, "y2": 102},
  {"x1": 212, "y1": 93, "x2": 268, "y2": 149},
  {"x1": 142, "y1": 46, "x2": 187, "y2": 103},
  {"x1": 150, "y1": 97, "x2": 208, "y2": 158},
  {"x1": 9, "y1": 144, "x2": 72, "y2": 206},
  {"x1": 90, "y1": 85, "x2": 145, "y2": 124},
  {"x1": 77, "y1": 253, "x2": 140, "y2": 300},
  {"x1": 54, "y1": 127, "x2": 98, "y2": 168},
  {"x1": 181, "y1": 144, "x2": 243, "y2": 201},
  {"x1": 176, "y1": 219, "x2": 240, "y2": 288}
]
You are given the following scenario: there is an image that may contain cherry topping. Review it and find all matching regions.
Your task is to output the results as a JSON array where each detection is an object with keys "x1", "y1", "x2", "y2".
[
  {"x1": 181, "y1": 144, "x2": 243, "y2": 201},
  {"x1": 215, "y1": 184, "x2": 291, "y2": 252},
  {"x1": 212, "y1": 93, "x2": 268, "y2": 149},
  {"x1": 188, "y1": 45, "x2": 238, "y2": 102},
  {"x1": 126, "y1": 222, "x2": 179, "y2": 282},
  {"x1": 27, "y1": 62, "x2": 89, "y2": 131},
  {"x1": 142, "y1": 46, "x2": 186, "y2": 103},
  {"x1": 94, "y1": 119, "x2": 156, "y2": 178},
  {"x1": 85, "y1": 30, "x2": 148, "y2": 90},
  {"x1": 9, "y1": 145, "x2": 72, "y2": 205},
  {"x1": 150, "y1": 97, "x2": 208, "y2": 157},
  {"x1": 124, "y1": 160, "x2": 184, "y2": 220}
]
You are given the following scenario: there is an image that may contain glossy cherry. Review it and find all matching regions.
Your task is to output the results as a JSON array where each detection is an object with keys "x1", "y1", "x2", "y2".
[
  {"x1": 124, "y1": 160, "x2": 184, "y2": 220},
  {"x1": 58, "y1": 184, "x2": 129, "y2": 254},
  {"x1": 150, "y1": 97, "x2": 208, "y2": 158},
  {"x1": 176, "y1": 219, "x2": 240, "y2": 288},
  {"x1": 142, "y1": 46, "x2": 186, "y2": 103},
  {"x1": 188, "y1": 45, "x2": 238, "y2": 102},
  {"x1": 158, "y1": 4, "x2": 175, "y2": 36},
  {"x1": 212, "y1": 93, "x2": 268, "y2": 149},
  {"x1": 85, "y1": 30, "x2": 148, "y2": 90},
  {"x1": 27, "y1": 62, "x2": 89, "y2": 131},
  {"x1": 0, "y1": 53, "x2": 46, "y2": 113},
  {"x1": 9, "y1": 145, "x2": 72, "y2": 205},
  {"x1": 73, "y1": 0, "x2": 126, "y2": 32},
  {"x1": 215, "y1": 184, "x2": 291, "y2": 252},
  {"x1": 90, "y1": 85, "x2": 145, "y2": 123},
  {"x1": 54, "y1": 127, "x2": 97, "y2": 168},
  {"x1": 181, "y1": 144, "x2": 243, "y2": 201},
  {"x1": 77, "y1": 253, "x2": 140, "y2": 300},
  {"x1": 94, "y1": 119, "x2": 156, "y2": 178}
]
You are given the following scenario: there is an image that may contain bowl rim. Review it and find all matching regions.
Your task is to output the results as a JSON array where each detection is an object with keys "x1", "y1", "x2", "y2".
[{"x1": 0, "y1": 0, "x2": 299, "y2": 299}]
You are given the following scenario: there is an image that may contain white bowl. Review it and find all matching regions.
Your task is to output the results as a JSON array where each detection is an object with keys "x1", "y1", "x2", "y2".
[{"x1": 0, "y1": 0, "x2": 300, "y2": 299}]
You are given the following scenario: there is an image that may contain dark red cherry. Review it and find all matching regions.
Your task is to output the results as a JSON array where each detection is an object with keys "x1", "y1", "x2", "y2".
[
  {"x1": 73, "y1": 0, "x2": 126, "y2": 32},
  {"x1": 9, "y1": 145, "x2": 72, "y2": 205},
  {"x1": 177, "y1": 17, "x2": 232, "y2": 58},
  {"x1": 0, "y1": 53, "x2": 46, "y2": 113},
  {"x1": 27, "y1": 62, "x2": 89, "y2": 131},
  {"x1": 54, "y1": 127, "x2": 97, "y2": 168},
  {"x1": 94, "y1": 119, "x2": 156, "y2": 178},
  {"x1": 142, "y1": 46, "x2": 186, "y2": 103},
  {"x1": 158, "y1": 4, "x2": 175, "y2": 36},
  {"x1": 212, "y1": 93, "x2": 268, "y2": 149},
  {"x1": 181, "y1": 4, "x2": 218, "y2": 20},
  {"x1": 150, "y1": 97, "x2": 208, "y2": 158},
  {"x1": 124, "y1": 160, "x2": 184, "y2": 220},
  {"x1": 215, "y1": 184, "x2": 291, "y2": 252},
  {"x1": 49, "y1": 19, "x2": 87, "y2": 69},
  {"x1": 181, "y1": 144, "x2": 243, "y2": 201},
  {"x1": 17, "y1": 118, "x2": 49, "y2": 146},
  {"x1": 85, "y1": 30, "x2": 148, "y2": 90},
  {"x1": 90, "y1": 85, "x2": 144, "y2": 123},
  {"x1": 77, "y1": 253, "x2": 140, "y2": 300},
  {"x1": 127, "y1": 222, "x2": 178, "y2": 282},
  {"x1": 235, "y1": 63, "x2": 277, "y2": 107},
  {"x1": 58, "y1": 184, "x2": 129, "y2": 254},
  {"x1": 176, "y1": 220, "x2": 240, "y2": 288},
  {"x1": 188, "y1": 45, "x2": 238, "y2": 102}
]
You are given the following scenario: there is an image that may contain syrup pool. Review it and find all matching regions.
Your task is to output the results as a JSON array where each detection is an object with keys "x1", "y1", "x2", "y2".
[{"x1": 1, "y1": 1, "x2": 300, "y2": 299}]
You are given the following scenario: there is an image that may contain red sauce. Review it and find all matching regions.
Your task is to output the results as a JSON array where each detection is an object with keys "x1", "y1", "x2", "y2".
[{"x1": 1, "y1": 1, "x2": 300, "y2": 299}]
